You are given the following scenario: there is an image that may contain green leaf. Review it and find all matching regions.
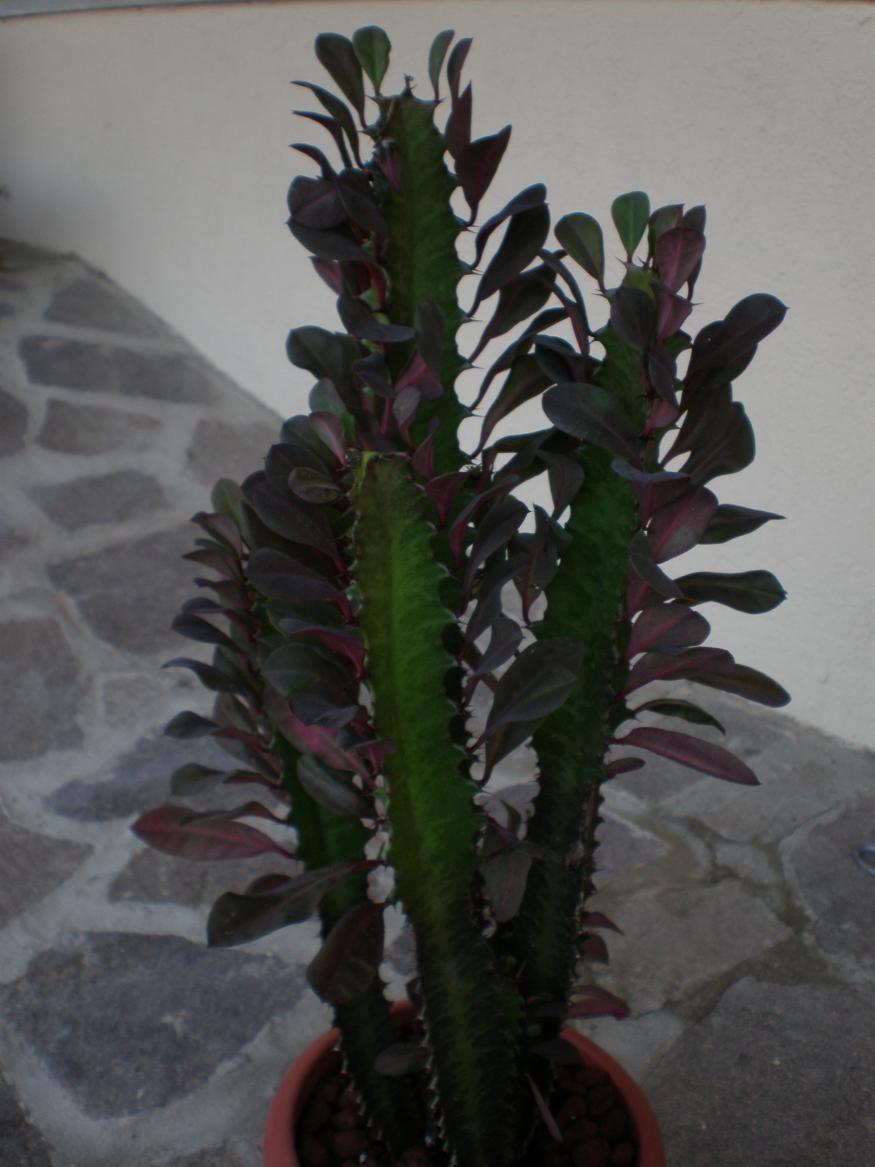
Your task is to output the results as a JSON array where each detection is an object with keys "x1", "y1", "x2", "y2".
[
  {"x1": 352, "y1": 26, "x2": 391, "y2": 91},
  {"x1": 210, "y1": 478, "x2": 243, "y2": 525},
  {"x1": 428, "y1": 29, "x2": 454, "y2": 99},
  {"x1": 677, "y1": 569, "x2": 786, "y2": 614},
  {"x1": 555, "y1": 212, "x2": 604, "y2": 284},
  {"x1": 611, "y1": 191, "x2": 650, "y2": 258},
  {"x1": 307, "y1": 902, "x2": 385, "y2": 1004},
  {"x1": 315, "y1": 33, "x2": 365, "y2": 119}
]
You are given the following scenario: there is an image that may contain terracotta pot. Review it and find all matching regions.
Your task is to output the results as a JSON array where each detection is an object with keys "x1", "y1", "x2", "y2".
[{"x1": 263, "y1": 1009, "x2": 665, "y2": 1167}]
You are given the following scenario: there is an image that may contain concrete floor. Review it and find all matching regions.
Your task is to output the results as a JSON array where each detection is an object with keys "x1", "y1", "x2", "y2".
[{"x1": 0, "y1": 241, "x2": 873, "y2": 1166}]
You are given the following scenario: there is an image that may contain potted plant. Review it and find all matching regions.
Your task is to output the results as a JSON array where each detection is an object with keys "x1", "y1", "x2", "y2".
[{"x1": 133, "y1": 26, "x2": 787, "y2": 1167}]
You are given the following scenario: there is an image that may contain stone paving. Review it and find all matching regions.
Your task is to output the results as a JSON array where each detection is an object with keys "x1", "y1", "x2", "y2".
[{"x1": 0, "y1": 240, "x2": 872, "y2": 1166}]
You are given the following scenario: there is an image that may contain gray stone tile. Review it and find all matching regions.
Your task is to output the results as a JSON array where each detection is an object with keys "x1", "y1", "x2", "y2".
[
  {"x1": 783, "y1": 794, "x2": 875, "y2": 965},
  {"x1": 662, "y1": 727, "x2": 874, "y2": 845},
  {"x1": 0, "y1": 517, "x2": 25, "y2": 557},
  {"x1": 19, "y1": 336, "x2": 215, "y2": 404},
  {"x1": 108, "y1": 845, "x2": 287, "y2": 909},
  {"x1": 0, "y1": 932, "x2": 306, "y2": 1118},
  {"x1": 44, "y1": 276, "x2": 165, "y2": 337},
  {"x1": 29, "y1": 469, "x2": 167, "y2": 531},
  {"x1": 186, "y1": 417, "x2": 277, "y2": 487},
  {"x1": 155, "y1": 1146, "x2": 249, "y2": 1167},
  {"x1": 0, "y1": 387, "x2": 27, "y2": 456},
  {"x1": 0, "y1": 618, "x2": 84, "y2": 761},
  {"x1": 36, "y1": 398, "x2": 161, "y2": 454},
  {"x1": 0, "y1": 302, "x2": 14, "y2": 319},
  {"x1": 0, "y1": 811, "x2": 92, "y2": 927},
  {"x1": 594, "y1": 812, "x2": 667, "y2": 884},
  {"x1": 48, "y1": 729, "x2": 233, "y2": 822},
  {"x1": 593, "y1": 880, "x2": 792, "y2": 1013},
  {"x1": 0, "y1": 1070, "x2": 53, "y2": 1167},
  {"x1": 643, "y1": 978, "x2": 875, "y2": 1166},
  {"x1": 46, "y1": 525, "x2": 199, "y2": 653}
]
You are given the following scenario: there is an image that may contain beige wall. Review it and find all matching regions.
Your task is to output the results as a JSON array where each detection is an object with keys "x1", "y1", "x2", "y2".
[{"x1": 1, "y1": 1, "x2": 873, "y2": 749}]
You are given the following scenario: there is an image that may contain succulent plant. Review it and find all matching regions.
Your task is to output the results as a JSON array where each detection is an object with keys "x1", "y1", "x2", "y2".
[{"x1": 133, "y1": 26, "x2": 788, "y2": 1167}]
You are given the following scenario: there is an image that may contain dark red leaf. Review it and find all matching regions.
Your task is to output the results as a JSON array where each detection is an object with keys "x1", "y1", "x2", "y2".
[
  {"x1": 473, "y1": 204, "x2": 551, "y2": 308},
  {"x1": 207, "y1": 860, "x2": 362, "y2": 946},
  {"x1": 445, "y1": 81, "x2": 472, "y2": 159},
  {"x1": 617, "y1": 726, "x2": 758, "y2": 785},
  {"x1": 457, "y1": 127, "x2": 511, "y2": 222},
  {"x1": 647, "y1": 485, "x2": 718, "y2": 563},
  {"x1": 654, "y1": 226, "x2": 706, "y2": 293},
  {"x1": 307, "y1": 902, "x2": 385, "y2": 1004},
  {"x1": 446, "y1": 36, "x2": 472, "y2": 100},
  {"x1": 565, "y1": 987, "x2": 630, "y2": 1021},
  {"x1": 544, "y1": 383, "x2": 639, "y2": 462},
  {"x1": 627, "y1": 603, "x2": 710, "y2": 658},
  {"x1": 700, "y1": 504, "x2": 783, "y2": 545},
  {"x1": 676, "y1": 569, "x2": 786, "y2": 613},
  {"x1": 526, "y1": 1074, "x2": 564, "y2": 1144},
  {"x1": 288, "y1": 175, "x2": 346, "y2": 229},
  {"x1": 692, "y1": 661, "x2": 790, "y2": 707},
  {"x1": 486, "y1": 638, "x2": 583, "y2": 734},
  {"x1": 622, "y1": 647, "x2": 734, "y2": 695},
  {"x1": 632, "y1": 698, "x2": 725, "y2": 734},
  {"x1": 605, "y1": 757, "x2": 646, "y2": 778},
  {"x1": 315, "y1": 33, "x2": 365, "y2": 120},
  {"x1": 132, "y1": 805, "x2": 292, "y2": 861},
  {"x1": 428, "y1": 29, "x2": 454, "y2": 100}
]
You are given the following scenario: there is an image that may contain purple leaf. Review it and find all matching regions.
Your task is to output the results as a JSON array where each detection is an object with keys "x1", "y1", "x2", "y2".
[
  {"x1": 617, "y1": 726, "x2": 759, "y2": 785},
  {"x1": 609, "y1": 285, "x2": 656, "y2": 349},
  {"x1": 627, "y1": 603, "x2": 710, "y2": 657},
  {"x1": 700, "y1": 504, "x2": 783, "y2": 545},
  {"x1": 605, "y1": 757, "x2": 646, "y2": 778},
  {"x1": 446, "y1": 35, "x2": 472, "y2": 100},
  {"x1": 207, "y1": 859, "x2": 363, "y2": 946},
  {"x1": 445, "y1": 81, "x2": 472, "y2": 159},
  {"x1": 565, "y1": 986, "x2": 630, "y2": 1020},
  {"x1": 472, "y1": 613, "x2": 523, "y2": 676},
  {"x1": 622, "y1": 647, "x2": 734, "y2": 695},
  {"x1": 132, "y1": 805, "x2": 292, "y2": 862},
  {"x1": 470, "y1": 266, "x2": 555, "y2": 363},
  {"x1": 676, "y1": 569, "x2": 786, "y2": 613},
  {"x1": 654, "y1": 226, "x2": 706, "y2": 292},
  {"x1": 544, "y1": 383, "x2": 639, "y2": 462},
  {"x1": 265, "y1": 689, "x2": 368, "y2": 777},
  {"x1": 277, "y1": 619, "x2": 365, "y2": 676},
  {"x1": 162, "y1": 657, "x2": 246, "y2": 695},
  {"x1": 539, "y1": 450, "x2": 585, "y2": 517},
  {"x1": 243, "y1": 476, "x2": 339, "y2": 560},
  {"x1": 632, "y1": 698, "x2": 725, "y2": 734},
  {"x1": 425, "y1": 470, "x2": 470, "y2": 526},
  {"x1": 647, "y1": 485, "x2": 718, "y2": 563},
  {"x1": 171, "y1": 612, "x2": 238, "y2": 653},
  {"x1": 307, "y1": 902, "x2": 385, "y2": 1004},
  {"x1": 473, "y1": 204, "x2": 551, "y2": 308},
  {"x1": 685, "y1": 293, "x2": 787, "y2": 393},
  {"x1": 526, "y1": 1074, "x2": 564, "y2": 1144},
  {"x1": 485, "y1": 638, "x2": 583, "y2": 734},
  {"x1": 654, "y1": 283, "x2": 693, "y2": 342},
  {"x1": 463, "y1": 497, "x2": 527, "y2": 593},
  {"x1": 288, "y1": 220, "x2": 370, "y2": 264},
  {"x1": 482, "y1": 848, "x2": 532, "y2": 923},
  {"x1": 627, "y1": 531, "x2": 683, "y2": 604},
  {"x1": 288, "y1": 467, "x2": 341, "y2": 505},
  {"x1": 457, "y1": 127, "x2": 511, "y2": 222},
  {"x1": 335, "y1": 170, "x2": 388, "y2": 236},
  {"x1": 692, "y1": 661, "x2": 790, "y2": 707},
  {"x1": 164, "y1": 711, "x2": 217, "y2": 739},
  {"x1": 339, "y1": 297, "x2": 415, "y2": 344},
  {"x1": 473, "y1": 184, "x2": 548, "y2": 270},
  {"x1": 288, "y1": 175, "x2": 346, "y2": 229},
  {"x1": 477, "y1": 354, "x2": 550, "y2": 451}
]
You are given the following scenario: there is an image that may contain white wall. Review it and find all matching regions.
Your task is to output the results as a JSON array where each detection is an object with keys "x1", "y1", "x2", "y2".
[{"x1": 1, "y1": 1, "x2": 873, "y2": 749}]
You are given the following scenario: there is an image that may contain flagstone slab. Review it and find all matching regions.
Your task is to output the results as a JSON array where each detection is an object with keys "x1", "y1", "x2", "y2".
[
  {"x1": 29, "y1": 470, "x2": 167, "y2": 532},
  {"x1": 0, "y1": 811, "x2": 92, "y2": 927},
  {"x1": 0, "y1": 1071, "x2": 53, "y2": 1167},
  {"x1": 186, "y1": 417, "x2": 278, "y2": 487},
  {"x1": 0, "y1": 617, "x2": 84, "y2": 762},
  {"x1": 109, "y1": 845, "x2": 290, "y2": 910},
  {"x1": 0, "y1": 932, "x2": 306, "y2": 1119},
  {"x1": 48, "y1": 729, "x2": 233, "y2": 823},
  {"x1": 782, "y1": 794, "x2": 875, "y2": 966},
  {"x1": 0, "y1": 387, "x2": 27, "y2": 457},
  {"x1": 594, "y1": 880, "x2": 792, "y2": 1014},
  {"x1": 643, "y1": 978, "x2": 875, "y2": 1166},
  {"x1": 36, "y1": 399, "x2": 161, "y2": 455},
  {"x1": 43, "y1": 277, "x2": 165, "y2": 338},
  {"x1": 46, "y1": 526, "x2": 198, "y2": 653},
  {"x1": 19, "y1": 337, "x2": 215, "y2": 404}
]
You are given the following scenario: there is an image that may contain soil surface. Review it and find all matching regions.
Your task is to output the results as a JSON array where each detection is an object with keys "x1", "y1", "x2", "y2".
[{"x1": 297, "y1": 1055, "x2": 639, "y2": 1167}]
